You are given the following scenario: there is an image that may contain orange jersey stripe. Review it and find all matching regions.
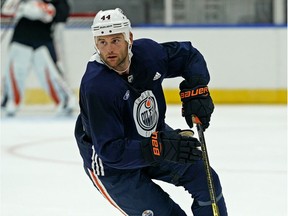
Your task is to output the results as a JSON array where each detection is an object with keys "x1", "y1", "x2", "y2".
[
  {"x1": 9, "y1": 63, "x2": 21, "y2": 105},
  {"x1": 88, "y1": 170, "x2": 128, "y2": 216},
  {"x1": 45, "y1": 68, "x2": 60, "y2": 104}
]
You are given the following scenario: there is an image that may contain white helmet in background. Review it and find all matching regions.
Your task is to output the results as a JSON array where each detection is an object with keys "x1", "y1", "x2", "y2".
[{"x1": 91, "y1": 8, "x2": 132, "y2": 45}]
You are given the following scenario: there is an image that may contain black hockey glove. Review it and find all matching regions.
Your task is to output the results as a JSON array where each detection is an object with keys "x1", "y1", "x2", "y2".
[
  {"x1": 141, "y1": 129, "x2": 202, "y2": 164},
  {"x1": 179, "y1": 79, "x2": 214, "y2": 130}
]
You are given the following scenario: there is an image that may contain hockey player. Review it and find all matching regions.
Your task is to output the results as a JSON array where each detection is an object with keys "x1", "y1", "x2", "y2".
[
  {"x1": 1, "y1": 0, "x2": 75, "y2": 116},
  {"x1": 75, "y1": 8, "x2": 228, "y2": 216}
]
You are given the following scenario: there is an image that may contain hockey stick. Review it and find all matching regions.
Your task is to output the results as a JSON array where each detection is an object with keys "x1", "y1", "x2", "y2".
[{"x1": 192, "y1": 115, "x2": 220, "y2": 216}]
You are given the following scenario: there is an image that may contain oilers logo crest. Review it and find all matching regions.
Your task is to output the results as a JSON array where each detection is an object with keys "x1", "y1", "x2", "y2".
[{"x1": 133, "y1": 90, "x2": 158, "y2": 137}]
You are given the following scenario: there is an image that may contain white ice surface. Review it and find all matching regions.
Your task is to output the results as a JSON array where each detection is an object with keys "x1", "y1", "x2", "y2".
[{"x1": 1, "y1": 105, "x2": 287, "y2": 216}]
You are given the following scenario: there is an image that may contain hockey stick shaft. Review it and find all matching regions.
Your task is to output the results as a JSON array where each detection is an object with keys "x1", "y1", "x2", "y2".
[{"x1": 192, "y1": 116, "x2": 220, "y2": 216}]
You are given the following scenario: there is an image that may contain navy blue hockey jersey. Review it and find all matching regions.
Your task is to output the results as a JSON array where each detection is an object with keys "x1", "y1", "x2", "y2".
[{"x1": 75, "y1": 38, "x2": 210, "y2": 176}]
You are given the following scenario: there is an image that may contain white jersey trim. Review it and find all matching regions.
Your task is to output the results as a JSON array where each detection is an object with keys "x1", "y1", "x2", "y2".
[{"x1": 91, "y1": 145, "x2": 105, "y2": 176}]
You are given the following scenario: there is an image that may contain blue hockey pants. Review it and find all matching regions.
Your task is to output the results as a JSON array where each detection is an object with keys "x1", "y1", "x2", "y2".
[{"x1": 85, "y1": 160, "x2": 228, "y2": 216}]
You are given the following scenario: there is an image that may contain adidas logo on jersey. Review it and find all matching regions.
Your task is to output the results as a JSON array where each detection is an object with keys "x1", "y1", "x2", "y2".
[{"x1": 153, "y1": 72, "x2": 161, "y2": 81}]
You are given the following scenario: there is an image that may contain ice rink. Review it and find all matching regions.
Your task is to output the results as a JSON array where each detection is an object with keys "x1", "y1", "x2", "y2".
[{"x1": 1, "y1": 104, "x2": 287, "y2": 216}]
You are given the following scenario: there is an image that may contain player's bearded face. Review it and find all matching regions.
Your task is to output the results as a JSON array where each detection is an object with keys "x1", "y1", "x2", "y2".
[{"x1": 96, "y1": 34, "x2": 130, "y2": 74}]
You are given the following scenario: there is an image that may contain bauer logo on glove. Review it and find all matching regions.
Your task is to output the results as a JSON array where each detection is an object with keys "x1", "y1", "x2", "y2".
[
  {"x1": 179, "y1": 79, "x2": 214, "y2": 130},
  {"x1": 141, "y1": 129, "x2": 202, "y2": 164},
  {"x1": 180, "y1": 86, "x2": 209, "y2": 100},
  {"x1": 151, "y1": 131, "x2": 161, "y2": 157}
]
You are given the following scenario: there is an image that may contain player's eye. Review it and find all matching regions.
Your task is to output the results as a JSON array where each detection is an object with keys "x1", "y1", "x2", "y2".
[
  {"x1": 112, "y1": 39, "x2": 120, "y2": 44},
  {"x1": 98, "y1": 40, "x2": 107, "y2": 46}
]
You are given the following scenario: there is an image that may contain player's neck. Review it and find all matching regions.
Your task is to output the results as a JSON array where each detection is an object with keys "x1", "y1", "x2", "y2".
[
  {"x1": 113, "y1": 62, "x2": 130, "y2": 75},
  {"x1": 112, "y1": 57, "x2": 131, "y2": 75}
]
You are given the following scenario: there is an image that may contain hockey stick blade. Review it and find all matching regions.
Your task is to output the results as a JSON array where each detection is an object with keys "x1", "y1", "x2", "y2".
[{"x1": 192, "y1": 115, "x2": 220, "y2": 216}]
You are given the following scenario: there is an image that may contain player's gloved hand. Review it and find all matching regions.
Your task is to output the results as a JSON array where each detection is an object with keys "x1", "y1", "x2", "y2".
[
  {"x1": 179, "y1": 78, "x2": 214, "y2": 130},
  {"x1": 141, "y1": 129, "x2": 202, "y2": 164}
]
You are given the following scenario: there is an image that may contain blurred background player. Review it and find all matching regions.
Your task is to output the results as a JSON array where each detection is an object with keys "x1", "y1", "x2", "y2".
[{"x1": 1, "y1": 0, "x2": 75, "y2": 116}]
